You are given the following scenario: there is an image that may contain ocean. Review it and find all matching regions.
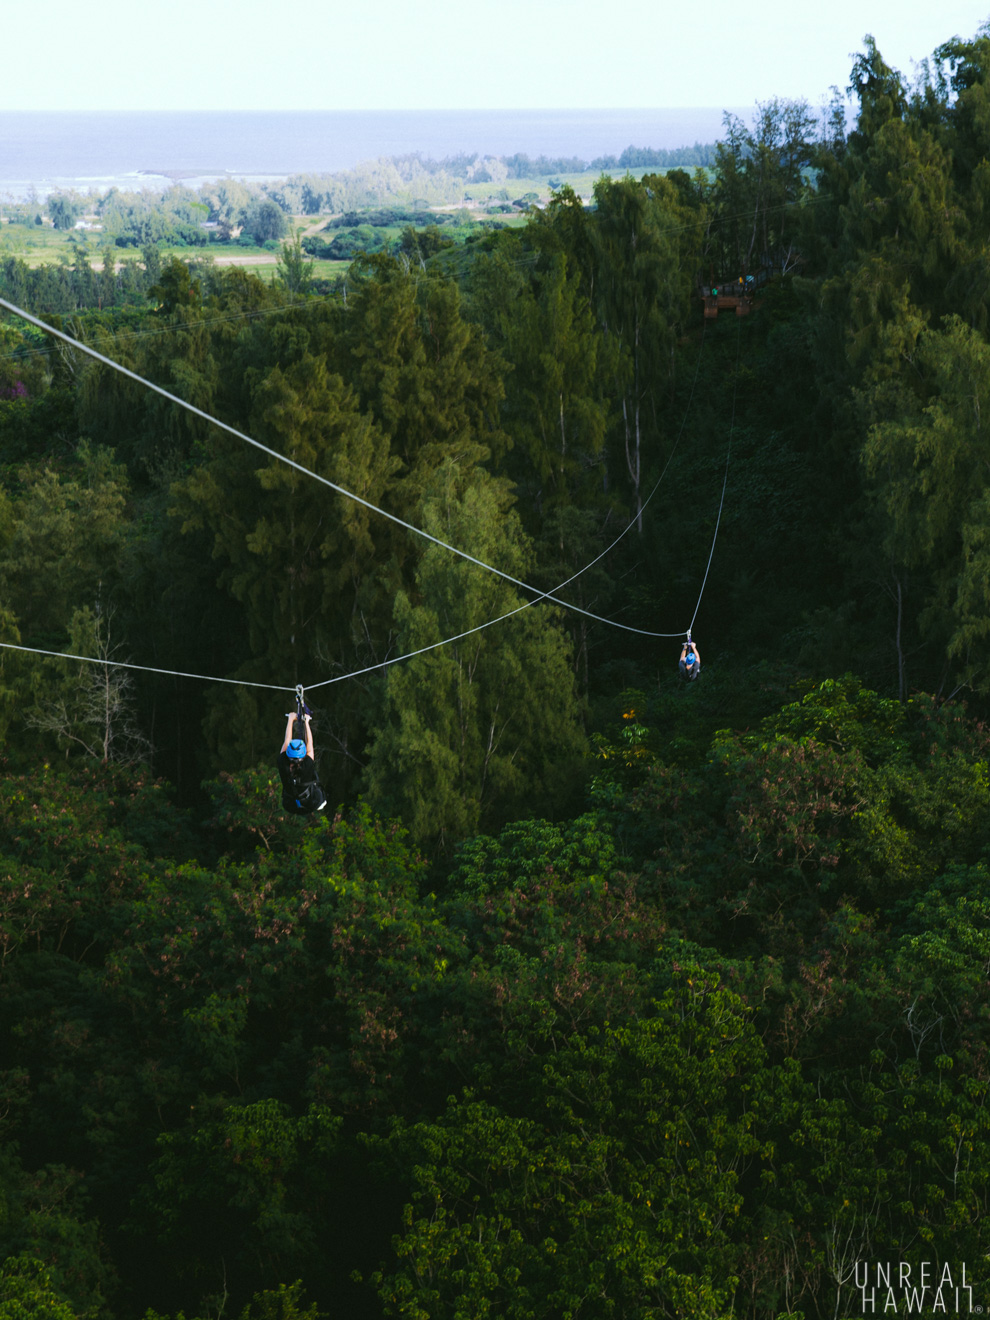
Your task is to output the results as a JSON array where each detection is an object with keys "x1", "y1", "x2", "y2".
[{"x1": 0, "y1": 108, "x2": 749, "y2": 200}]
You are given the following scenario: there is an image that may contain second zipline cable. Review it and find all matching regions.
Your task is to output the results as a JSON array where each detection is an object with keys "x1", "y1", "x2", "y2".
[{"x1": 0, "y1": 288, "x2": 727, "y2": 692}]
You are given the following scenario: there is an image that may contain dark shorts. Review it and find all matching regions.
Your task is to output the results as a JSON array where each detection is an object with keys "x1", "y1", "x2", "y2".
[
  {"x1": 281, "y1": 788, "x2": 328, "y2": 815},
  {"x1": 278, "y1": 763, "x2": 328, "y2": 812}
]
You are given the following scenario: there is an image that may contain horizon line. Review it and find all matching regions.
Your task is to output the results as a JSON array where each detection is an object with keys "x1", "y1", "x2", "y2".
[{"x1": 1, "y1": 104, "x2": 760, "y2": 115}]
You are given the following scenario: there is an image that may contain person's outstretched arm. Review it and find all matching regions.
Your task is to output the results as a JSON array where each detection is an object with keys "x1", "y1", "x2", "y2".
[
  {"x1": 303, "y1": 713, "x2": 315, "y2": 759},
  {"x1": 280, "y1": 713, "x2": 295, "y2": 755}
]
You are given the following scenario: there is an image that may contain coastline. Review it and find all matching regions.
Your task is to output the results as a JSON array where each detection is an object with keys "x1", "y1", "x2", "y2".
[{"x1": 0, "y1": 106, "x2": 747, "y2": 200}]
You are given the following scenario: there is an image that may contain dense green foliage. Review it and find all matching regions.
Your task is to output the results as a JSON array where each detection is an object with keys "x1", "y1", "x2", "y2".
[{"x1": 3, "y1": 24, "x2": 990, "y2": 1318}]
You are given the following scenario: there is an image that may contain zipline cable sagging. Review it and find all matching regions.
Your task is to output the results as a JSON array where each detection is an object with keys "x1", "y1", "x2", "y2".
[
  {"x1": 0, "y1": 639, "x2": 290, "y2": 692},
  {"x1": 0, "y1": 323, "x2": 711, "y2": 696},
  {"x1": 0, "y1": 286, "x2": 725, "y2": 694},
  {"x1": 312, "y1": 314, "x2": 714, "y2": 688}
]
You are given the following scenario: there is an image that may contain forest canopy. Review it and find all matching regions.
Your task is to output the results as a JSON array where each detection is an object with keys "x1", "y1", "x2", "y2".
[{"x1": 2, "y1": 23, "x2": 990, "y2": 1320}]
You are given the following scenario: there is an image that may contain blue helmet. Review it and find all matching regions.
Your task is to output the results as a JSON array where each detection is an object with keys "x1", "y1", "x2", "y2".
[{"x1": 286, "y1": 738, "x2": 307, "y2": 759}]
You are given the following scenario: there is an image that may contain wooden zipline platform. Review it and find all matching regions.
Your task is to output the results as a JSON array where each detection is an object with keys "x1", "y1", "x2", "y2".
[{"x1": 701, "y1": 271, "x2": 768, "y2": 319}]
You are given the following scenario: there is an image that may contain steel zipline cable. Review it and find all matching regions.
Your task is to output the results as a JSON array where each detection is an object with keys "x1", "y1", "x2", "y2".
[
  {"x1": 0, "y1": 640, "x2": 289, "y2": 693},
  {"x1": 0, "y1": 289, "x2": 727, "y2": 694},
  {"x1": 307, "y1": 319, "x2": 712, "y2": 689}
]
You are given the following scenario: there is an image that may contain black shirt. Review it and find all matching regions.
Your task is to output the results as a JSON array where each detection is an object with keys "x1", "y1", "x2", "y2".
[{"x1": 277, "y1": 751, "x2": 327, "y2": 814}]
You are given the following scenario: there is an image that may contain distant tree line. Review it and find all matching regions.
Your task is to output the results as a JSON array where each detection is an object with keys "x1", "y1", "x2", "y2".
[
  {"x1": 324, "y1": 208, "x2": 459, "y2": 229},
  {"x1": 590, "y1": 140, "x2": 718, "y2": 169},
  {"x1": 5, "y1": 139, "x2": 719, "y2": 239}
]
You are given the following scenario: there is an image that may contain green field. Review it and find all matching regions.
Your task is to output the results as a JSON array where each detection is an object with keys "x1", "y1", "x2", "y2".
[{"x1": 0, "y1": 166, "x2": 669, "y2": 277}]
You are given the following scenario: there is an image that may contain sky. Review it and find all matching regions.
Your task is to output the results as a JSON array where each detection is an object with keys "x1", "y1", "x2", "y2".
[{"x1": 2, "y1": 0, "x2": 988, "y2": 112}]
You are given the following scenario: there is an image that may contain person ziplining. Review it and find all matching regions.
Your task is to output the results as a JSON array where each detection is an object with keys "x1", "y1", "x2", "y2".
[
  {"x1": 679, "y1": 634, "x2": 701, "y2": 681},
  {"x1": 277, "y1": 688, "x2": 328, "y2": 815}
]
